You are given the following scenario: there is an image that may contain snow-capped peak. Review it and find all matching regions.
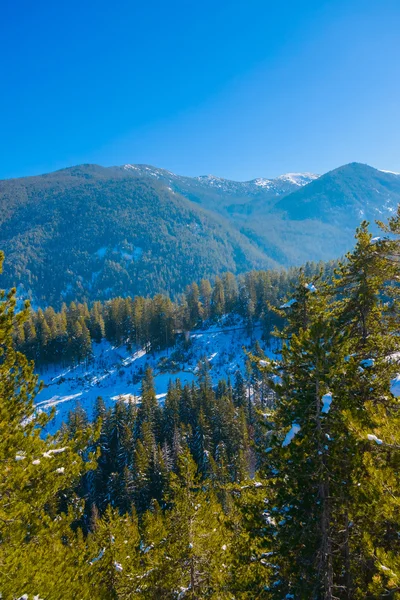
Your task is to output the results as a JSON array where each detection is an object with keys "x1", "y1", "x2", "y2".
[
  {"x1": 276, "y1": 173, "x2": 319, "y2": 186},
  {"x1": 379, "y1": 169, "x2": 400, "y2": 176},
  {"x1": 121, "y1": 164, "x2": 319, "y2": 189}
]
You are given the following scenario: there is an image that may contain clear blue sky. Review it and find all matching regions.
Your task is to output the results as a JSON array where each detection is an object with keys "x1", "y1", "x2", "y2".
[{"x1": 1, "y1": 0, "x2": 400, "y2": 180}]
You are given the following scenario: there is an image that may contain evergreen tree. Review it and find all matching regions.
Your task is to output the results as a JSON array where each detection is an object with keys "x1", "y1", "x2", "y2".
[
  {"x1": 186, "y1": 282, "x2": 202, "y2": 329},
  {"x1": 162, "y1": 448, "x2": 233, "y2": 598},
  {"x1": 233, "y1": 370, "x2": 247, "y2": 409},
  {"x1": 256, "y1": 273, "x2": 348, "y2": 598},
  {"x1": 329, "y1": 222, "x2": 400, "y2": 596},
  {"x1": 255, "y1": 222, "x2": 400, "y2": 599},
  {"x1": 137, "y1": 367, "x2": 161, "y2": 439},
  {"x1": 211, "y1": 276, "x2": 225, "y2": 318},
  {"x1": 0, "y1": 253, "x2": 87, "y2": 597},
  {"x1": 87, "y1": 506, "x2": 141, "y2": 599},
  {"x1": 199, "y1": 278, "x2": 212, "y2": 321}
]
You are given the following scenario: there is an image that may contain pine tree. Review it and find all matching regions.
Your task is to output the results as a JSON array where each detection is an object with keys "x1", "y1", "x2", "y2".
[
  {"x1": 233, "y1": 370, "x2": 247, "y2": 409},
  {"x1": 256, "y1": 273, "x2": 349, "y2": 599},
  {"x1": 199, "y1": 279, "x2": 212, "y2": 321},
  {"x1": 186, "y1": 282, "x2": 202, "y2": 329},
  {"x1": 254, "y1": 222, "x2": 400, "y2": 598},
  {"x1": 137, "y1": 501, "x2": 169, "y2": 598},
  {"x1": 228, "y1": 481, "x2": 272, "y2": 599},
  {"x1": 90, "y1": 301, "x2": 105, "y2": 343},
  {"x1": 211, "y1": 276, "x2": 225, "y2": 319},
  {"x1": 329, "y1": 221, "x2": 400, "y2": 596},
  {"x1": 87, "y1": 506, "x2": 141, "y2": 599},
  {"x1": 163, "y1": 379, "x2": 182, "y2": 445},
  {"x1": 162, "y1": 448, "x2": 233, "y2": 598},
  {"x1": 222, "y1": 272, "x2": 238, "y2": 313},
  {"x1": 0, "y1": 253, "x2": 88, "y2": 597}
]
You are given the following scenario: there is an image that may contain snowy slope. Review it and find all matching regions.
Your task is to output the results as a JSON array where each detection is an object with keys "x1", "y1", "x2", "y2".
[
  {"x1": 35, "y1": 316, "x2": 279, "y2": 433},
  {"x1": 35, "y1": 312, "x2": 400, "y2": 434}
]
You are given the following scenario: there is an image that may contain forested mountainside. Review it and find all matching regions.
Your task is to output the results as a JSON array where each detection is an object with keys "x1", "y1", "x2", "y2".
[
  {"x1": 0, "y1": 165, "x2": 271, "y2": 307},
  {"x1": 2, "y1": 209, "x2": 400, "y2": 599},
  {"x1": 1, "y1": 161, "x2": 400, "y2": 306},
  {"x1": 227, "y1": 162, "x2": 400, "y2": 266}
]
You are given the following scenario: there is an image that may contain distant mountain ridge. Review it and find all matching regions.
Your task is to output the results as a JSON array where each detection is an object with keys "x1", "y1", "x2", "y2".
[
  {"x1": 122, "y1": 163, "x2": 319, "y2": 189},
  {"x1": 0, "y1": 161, "x2": 399, "y2": 307},
  {"x1": 275, "y1": 162, "x2": 400, "y2": 222},
  {"x1": 119, "y1": 164, "x2": 318, "y2": 210}
]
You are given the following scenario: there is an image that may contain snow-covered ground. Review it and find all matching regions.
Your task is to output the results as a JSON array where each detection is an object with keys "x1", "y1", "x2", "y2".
[
  {"x1": 34, "y1": 313, "x2": 400, "y2": 434},
  {"x1": 35, "y1": 317, "x2": 279, "y2": 433}
]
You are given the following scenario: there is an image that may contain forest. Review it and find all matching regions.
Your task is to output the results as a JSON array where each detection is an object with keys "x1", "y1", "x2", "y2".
[
  {"x1": 14, "y1": 260, "x2": 336, "y2": 368},
  {"x1": 1, "y1": 211, "x2": 400, "y2": 599}
]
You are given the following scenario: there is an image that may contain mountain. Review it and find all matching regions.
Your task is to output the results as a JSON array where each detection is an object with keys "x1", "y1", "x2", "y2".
[
  {"x1": 275, "y1": 162, "x2": 400, "y2": 223},
  {"x1": 0, "y1": 161, "x2": 399, "y2": 306},
  {"x1": 226, "y1": 162, "x2": 400, "y2": 265},
  {"x1": 0, "y1": 164, "x2": 273, "y2": 307}
]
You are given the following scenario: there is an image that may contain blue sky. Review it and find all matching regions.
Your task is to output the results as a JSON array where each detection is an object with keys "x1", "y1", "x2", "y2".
[{"x1": 1, "y1": 0, "x2": 400, "y2": 180}]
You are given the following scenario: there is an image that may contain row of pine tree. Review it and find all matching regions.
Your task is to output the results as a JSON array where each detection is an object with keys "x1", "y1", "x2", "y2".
[
  {"x1": 14, "y1": 261, "x2": 336, "y2": 367},
  {"x1": 1, "y1": 213, "x2": 399, "y2": 599}
]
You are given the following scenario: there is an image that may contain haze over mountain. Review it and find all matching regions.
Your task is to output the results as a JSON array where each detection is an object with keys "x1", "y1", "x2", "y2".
[{"x1": 0, "y1": 161, "x2": 399, "y2": 307}]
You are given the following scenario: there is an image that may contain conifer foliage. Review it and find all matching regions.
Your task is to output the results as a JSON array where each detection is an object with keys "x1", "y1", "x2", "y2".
[
  {"x1": 0, "y1": 252, "x2": 88, "y2": 598},
  {"x1": 256, "y1": 220, "x2": 400, "y2": 599},
  {"x1": 0, "y1": 212, "x2": 399, "y2": 599}
]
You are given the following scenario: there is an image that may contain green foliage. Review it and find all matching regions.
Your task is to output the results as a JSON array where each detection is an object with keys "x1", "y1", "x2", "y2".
[
  {"x1": 1, "y1": 207, "x2": 400, "y2": 598},
  {"x1": 254, "y1": 219, "x2": 400, "y2": 599},
  {"x1": 0, "y1": 252, "x2": 90, "y2": 598}
]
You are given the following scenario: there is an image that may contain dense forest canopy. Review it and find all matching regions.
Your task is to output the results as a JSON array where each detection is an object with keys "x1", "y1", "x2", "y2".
[{"x1": 1, "y1": 210, "x2": 400, "y2": 598}]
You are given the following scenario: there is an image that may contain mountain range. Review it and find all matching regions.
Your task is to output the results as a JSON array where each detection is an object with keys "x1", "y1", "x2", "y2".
[{"x1": 0, "y1": 161, "x2": 399, "y2": 306}]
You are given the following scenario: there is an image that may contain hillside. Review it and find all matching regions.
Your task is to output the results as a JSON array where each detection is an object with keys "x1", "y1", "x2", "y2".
[
  {"x1": 1, "y1": 161, "x2": 400, "y2": 306},
  {"x1": 228, "y1": 163, "x2": 400, "y2": 265},
  {"x1": 0, "y1": 164, "x2": 271, "y2": 306},
  {"x1": 275, "y1": 162, "x2": 400, "y2": 223},
  {"x1": 35, "y1": 315, "x2": 278, "y2": 434}
]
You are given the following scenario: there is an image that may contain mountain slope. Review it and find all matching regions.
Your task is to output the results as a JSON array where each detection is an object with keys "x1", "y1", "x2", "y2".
[
  {"x1": 35, "y1": 316, "x2": 278, "y2": 434},
  {"x1": 0, "y1": 165, "x2": 272, "y2": 306},
  {"x1": 274, "y1": 162, "x2": 400, "y2": 224},
  {"x1": 233, "y1": 163, "x2": 400, "y2": 265},
  {"x1": 1, "y1": 161, "x2": 399, "y2": 306}
]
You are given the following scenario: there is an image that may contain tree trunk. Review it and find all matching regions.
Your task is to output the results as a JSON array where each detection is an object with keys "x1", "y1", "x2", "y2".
[{"x1": 316, "y1": 373, "x2": 334, "y2": 600}]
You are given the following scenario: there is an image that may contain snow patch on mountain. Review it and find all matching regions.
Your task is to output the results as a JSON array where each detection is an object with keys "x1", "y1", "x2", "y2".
[
  {"x1": 123, "y1": 164, "x2": 174, "y2": 178},
  {"x1": 253, "y1": 178, "x2": 273, "y2": 189},
  {"x1": 379, "y1": 169, "x2": 400, "y2": 176},
  {"x1": 277, "y1": 173, "x2": 319, "y2": 186}
]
